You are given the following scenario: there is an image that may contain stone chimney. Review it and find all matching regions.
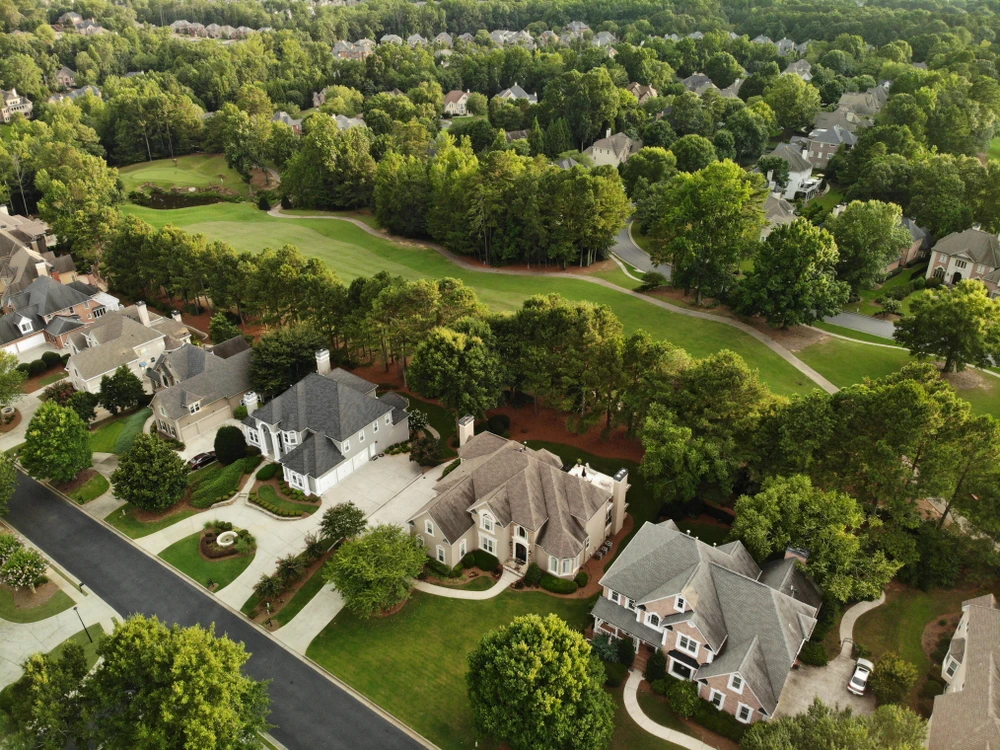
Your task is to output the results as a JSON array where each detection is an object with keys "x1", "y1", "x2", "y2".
[
  {"x1": 610, "y1": 468, "x2": 629, "y2": 535},
  {"x1": 242, "y1": 391, "x2": 259, "y2": 413},
  {"x1": 785, "y1": 546, "x2": 810, "y2": 564},
  {"x1": 135, "y1": 300, "x2": 151, "y2": 327},
  {"x1": 171, "y1": 310, "x2": 182, "y2": 323},
  {"x1": 457, "y1": 414, "x2": 475, "y2": 447},
  {"x1": 34, "y1": 261, "x2": 48, "y2": 278},
  {"x1": 315, "y1": 348, "x2": 331, "y2": 375}
]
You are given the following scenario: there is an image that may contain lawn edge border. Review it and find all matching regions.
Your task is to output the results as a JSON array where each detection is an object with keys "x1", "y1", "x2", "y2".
[{"x1": 27, "y1": 470, "x2": 439, "y2": 750}]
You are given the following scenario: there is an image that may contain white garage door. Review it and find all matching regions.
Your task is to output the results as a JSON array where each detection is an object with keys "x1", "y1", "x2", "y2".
[
  {"x1": 189, "y1": 407, "x2": 230, "y2": 438},
  {"x1": 336, "y1": 461, "x2": 353, "y2": 481},
  {"x1": 9, "y1": 333, "x2": 45, "y2": 354},
  {"x1": 352, "y1": 448, "x2": 370, "y2": 471}
]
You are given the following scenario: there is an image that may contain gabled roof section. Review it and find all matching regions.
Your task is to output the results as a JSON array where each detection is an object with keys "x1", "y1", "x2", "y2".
[
  {"x1": 768, "y1": 143, "x2": 813, "y2": 173},
  {"x1": 251, "y1": 369, "x2": 391, "y2": 441},
  {"x1": 151, "y1": 346, "x2": 251, "y2": 420},
  {"x1": 67, "y1": 311, "x2": 164, "y2": 381},
  {"x1": 3, "y1": 275, "x2": 93, "y2": 316},
  {"x1": 932, "y1": 228, "x2": 1000, "y2": 268}
]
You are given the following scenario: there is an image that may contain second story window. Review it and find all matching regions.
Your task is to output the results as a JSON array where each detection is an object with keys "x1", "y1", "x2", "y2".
[
  {"x1": 647, "y1": 613, "x2": 660, "y2": 628},
  {"x1": 677, "y1": 634, "x2": 698, "y2": 657},
  {"x1": 359, "y1": 429, "x2": 365, "y2": 443},
  {"x1": 425, "y1": 520, "x2": 434, "y2": 536},
  {"x1": 343, "y1": 439, "x2": 350, "y2": 453},
  {"x1": 188, "y1": 402, "x2": 200, "y2": 415},
  {"x1": 675, "y1": 596, "x2": 687, "y2": 612},
  {"x1": 481, "y1": 513, "x2": 494, "y2": 532}
]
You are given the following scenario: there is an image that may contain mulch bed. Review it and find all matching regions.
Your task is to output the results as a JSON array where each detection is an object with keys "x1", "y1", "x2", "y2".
[
  {"x1": 52, "y1": 468, "x2": 99, "y2": 496},
  {"x1": 423, "y1": 567, "x2": 495, "y2": 587},
  {"x1": 129, "y1": 497, "x2": 201, "y2": 523},
  {"x1": 199, "y1": 529, "x2": 244, "y2": 560},
  {"x1": 247, "y1": 547, "x2": 336, "y2": 628},
  {"x1": 0, "y1": 409, "x2": 22, "y2": 433},
  {"x1": 3, "y1": 580, "x2": 60, "y2": 609},
  {"x1": 252, "y1": 476, "x2": 320, "y2": 505},
  {"x1": 922, "y1": 611, "x2": 962, "y2": 664}
]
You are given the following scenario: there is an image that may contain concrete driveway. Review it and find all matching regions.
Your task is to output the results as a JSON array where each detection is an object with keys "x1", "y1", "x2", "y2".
[
  {"x1": 320, "y1": 454, "x2": 426, "y2": 519},
  {"x1": 178, "y1": 418, "x2": 245, "y2": 460},
  {"x1": 773, "y1": 654, "x2": 876, "y2": 718}
]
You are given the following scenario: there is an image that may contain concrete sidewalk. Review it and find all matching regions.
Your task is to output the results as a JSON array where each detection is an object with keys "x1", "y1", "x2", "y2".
[
  {"x1": 623, "y1": 670, "x2": 721, "y2": 749},
  {"x1": 413, "y1": 569, "x2": 518, "y2": 600}
]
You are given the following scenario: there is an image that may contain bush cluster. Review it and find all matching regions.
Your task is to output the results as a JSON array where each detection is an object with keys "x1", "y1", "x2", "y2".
[
  {"x1": 384, "y1": 440, "x2": 410, "y2": 455},
  {"x1": 644, "y1": 650, "x2": 666, "y2": 682},
  {"x1": 485, "y1": 414, "x2": 510, "y2": 436},
  {"x1": 440, "y1": 458, "x2": 461, "y2": 478},
  {"x1": 409, "y1": 435, "x2": 441, "y2": 466},
  {"x1": 797, "y1": 640, "x2": 829, "y2": 666},
  {"x1": 540, "y1": 573, "x2": 578, "y2": 594},
  {"x1": 248, "y1": 492, "x2": 304, "y2": 518},
  {"x1": 602, "y1": 661, "x2": 629, "y2": 687},
  {"x1": 233, "y1": 405, "x2": 249, "y2": 420},
  {"x1": 472, "y1": 549, "x2": 499, "y2": 572},
  {"x1": 461, "y1": 553, "x2": 475, "y2": 569},
  {"x1": 424, "y1": 558, "x2": 462, "y2": 579},
  {"x1": 574, "y1": 570, "x2": 589, "y2": 587},
  {"x1": 255, "y1": 462, "x2": 280, "y2": 481},
  {"x1": 524, "y1": 562, "x2": 544, "y2": 586},
  {"x1": 277, "y1": 481, "x2": 309, "y2": 502}
]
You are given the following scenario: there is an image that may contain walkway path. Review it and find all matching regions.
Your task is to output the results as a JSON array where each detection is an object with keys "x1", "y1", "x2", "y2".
[
  {"x1": 267, "y1": 209, "x2": 838, "y2": 395},
  {"x1": 823, "y1": 311, "x2": 896, "y2": 339},
  {"x1": 623, "y1": 670, "x2": 721, "y2": 750},
  {"x1": 838, "y1": 591, "x2": 887, "y2": 657},
  {"x1": 413, "y1": 568, "x2": 519, "y2": 600}
]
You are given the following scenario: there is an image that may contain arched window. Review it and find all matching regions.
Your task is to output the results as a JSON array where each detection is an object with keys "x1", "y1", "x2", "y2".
[
  {"x1": 648, "y1": 613, "x2": 660, "y2": 628},
  {"x1": 933, "y1": 267, "x2": 945, "y2": 279}
]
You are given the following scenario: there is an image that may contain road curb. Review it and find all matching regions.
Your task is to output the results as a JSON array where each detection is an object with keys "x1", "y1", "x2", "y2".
[{"x1": 18, "y1": 470, "x2": 438, "y2": 750}]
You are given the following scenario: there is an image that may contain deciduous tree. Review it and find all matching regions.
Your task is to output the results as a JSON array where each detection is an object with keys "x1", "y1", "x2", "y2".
[
  {"x1": 111, "y1": 433, "x2": 188, "y2": 512},
  {"x1": 408, "y1": 325, "x2": 503, "y2": 416},
  {"x1": 21, "y1": 402, "x2": 91, "y2": 483},
  {"x1": 870, "y1": 652, "x2": 919, "y2": 705},
  {"x1": 826, "y1": 200, "x2": 912, "y2": 295},
  {"x1": 319, "y1": 501, "x2": 367, "y2": 542},
  {"x1": 98, "y1": 365, "x2": 144, "y2": 414}
]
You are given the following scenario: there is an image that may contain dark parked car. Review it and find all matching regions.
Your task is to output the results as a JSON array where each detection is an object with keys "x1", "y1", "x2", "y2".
[{"x1": 186, "y1": 452, "x2": 216, "y2": 471}]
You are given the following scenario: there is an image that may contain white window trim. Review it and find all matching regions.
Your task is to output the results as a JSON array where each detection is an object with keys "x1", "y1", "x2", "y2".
[
  {"x1": 669, "y1": 658, "x2": 692, "y2": 680},
  {"x1": 677, "y1": 634, "x2": 699, "y2": 658},
  {"x1": 729, "y1": 674, "x2": 744, "y2": 694},
  {"x1": 359, "y1": 429, "x2": 365, "y2": 443},
  {"x1": 459, "y1": 539, "x2": 467, "y2": 557},
  {"x1": 373, "y1": 420, "x2": 379, "y2": 433},
  {"x1": 945, "y1": 659, "x2": 958, "y2": 677},
  {"x1": 481, "y1": 513, "x2": 494, "y2": 532},
  {"x1": 385, "y1": 414, "x2": 391, "y2": 424},
  {"x1": 647, "y1": 613, "x2": 660, "y2": 628},
  {"x1": 549, "y1": 555, "x2": 559, "y2": 573},
  {"x1": 675, "y1": 596, "x2": 686, "y2": 612},
  {"x1": 247, "y1": 429, "x2": 260, "y2": 446},
  {"x1": 284, "y1": 430, "x2": 297, "y2": 446},
  {"x1": 626, "y1": 598, "x2": 636, "y2": 611},
  {"x1": 736, "y1": 703, "x2": 753, "y2": 724},
  {"x1": 709, "y1": 689, "x2": 725, "y2": 710},
  {"x1": 425, "y1": 520, "x2": 434, "y2": 536},
  {"x1": 479, "y1": 534, "x2": 496, "y2": 555},
  {"x1": 517, "y1": 525, "x2": 527, "y2": 539},
  {"x1": 561, "y1": 558, "x2": 572, "y2": 575},
  {"x1": 436, "y1": 545, "x2": 445, "y2": 563},
  {"x1": 609, "y1": 590, "x2": 620, "y2": 604},
  {"x1": 189, "y1": 402, "x2": 201, "y2": 414}
]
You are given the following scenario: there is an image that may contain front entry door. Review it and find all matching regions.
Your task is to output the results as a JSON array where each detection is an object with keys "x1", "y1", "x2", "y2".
[{"x1": 514, "y1": 542, "x2": 527, "y2": 563}]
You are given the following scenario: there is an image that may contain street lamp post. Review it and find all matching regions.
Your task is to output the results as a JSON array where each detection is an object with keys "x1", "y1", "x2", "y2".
[{"x1": 73, "y1": 606, "x2": 93, "y2": 643}]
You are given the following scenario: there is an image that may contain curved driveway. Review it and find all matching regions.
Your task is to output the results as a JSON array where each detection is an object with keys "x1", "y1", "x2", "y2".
[{"x1": 4, "y1": 474, "x2": 426, "y2": 750}]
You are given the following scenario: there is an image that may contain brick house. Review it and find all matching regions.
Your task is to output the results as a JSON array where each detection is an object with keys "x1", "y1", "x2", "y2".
[
  {"x1": 591, "y1": 520, "x2": 821, "y2": 725},
  {"x1": 0, "y1": 276, "x2": 110, "y2": 355},
  {"x1": 925, "y1": 228, "x2": 1000, "y2": 295}
]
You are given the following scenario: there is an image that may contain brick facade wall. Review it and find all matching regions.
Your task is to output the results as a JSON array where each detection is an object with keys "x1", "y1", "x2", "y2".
[{"x1": 698, "y1": 673, "x2": 765, "y2": 724}]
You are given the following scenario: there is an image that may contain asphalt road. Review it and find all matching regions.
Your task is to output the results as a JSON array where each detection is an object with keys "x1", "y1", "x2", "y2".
[
  {"x1": 5, "y1": 474, "x2": 425, "y2": 750},
  {"x1": 612, "y1": 223, "x2": 672, "y2": 278}
]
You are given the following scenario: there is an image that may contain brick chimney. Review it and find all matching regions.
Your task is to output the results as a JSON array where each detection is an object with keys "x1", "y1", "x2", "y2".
[{"x1": 785, "y1": 546, "x2": 810, "y2": 564}]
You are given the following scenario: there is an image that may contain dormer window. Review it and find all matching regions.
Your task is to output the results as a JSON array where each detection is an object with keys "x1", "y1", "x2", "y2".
[
  {"x1": 675, "y1": 596, "x2": 686, "y2": 612},
  {"x1": 283, "y1": 431, "x2": 298, "y2": 447},
  {"x1": 647, "y1": 613, "x2": 660, "y2": 628},
  {"x1": 481, "y1": 513, "x2": 494, "y2": 532},
  {"x1": 17, "y1": 319, "x2": 31, "y2": 334},
  {"x1": 188, "y1": 401, "x2": 200, "y2": 414}
]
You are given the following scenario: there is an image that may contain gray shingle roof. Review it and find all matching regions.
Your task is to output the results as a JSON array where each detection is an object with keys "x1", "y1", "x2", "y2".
[
  {"x1": 281, "y1": 431, "x2": 346, "y2": 476},
  {"x1": 2, "y1": 275, "x2": 92, "y2": 316},
  {"x1": 929, "y1": 595, "x2": 1000, "y2": 750},
  {"x1": 150, "y1": 344, "x2": 251, "y2": 420},
  {"x1": 808, "y1": 124, "x2": 858, "y2": 146},
  {"x1": 768, "y1": 143, "x2": 813, "y2": 174},
  {"x1": 251, "y1": 369, "x2": 391, "y2": 442},
  {"x1": 208, "y1": 335, "x2": 251, "y2": 360},
  {"x1": 759, "y1": 558, "x2": 824, "y2": 609},
  {"x1": 932, "y1": 228, "x2": 1000, "y2": 267},
  {"x1": 324, "y1": 368, "x2": 376, "y2": 395},
  {"x1": 409, "y1": 432, "x2": 610, "y2": 553},
  {"x1": 592, "y1": 595, "x2": 664, "y2": 644},
  {"x1": 67, "y1": 311, "x2": 164, "y2": 381}
]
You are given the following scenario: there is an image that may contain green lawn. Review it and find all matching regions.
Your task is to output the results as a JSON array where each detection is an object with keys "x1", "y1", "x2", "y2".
[
  {"x1": 844, "y1": 265, "x2": 928, "y2": 318},
  {"x1": 630, "y1": 224, "x2": 654, "y2": 254},
  {"x1": 48, "y1": 624, "x2": 106, "y2": 671},
  {"x1": 988, "y1": 136, "x2": 1000, "y2": 161},
  {"x1": 89, "y1": 408, "x2": 152, "y2": 454},
  {"x1": 809, "y1": 186, "x2": 845, "y2": 212},
  {"x1": 0, "y1": 585, "x2": 74, "y2": 623},
  {"x1": 188, "y1": 460, "x2": 248, "y2": 507},
  {"x1": 68, "y1": 473, "x2": 109, "y2": 504},
  {"x1": 23, "y1": 370, "x2": 66, "y2": 392},
  {"x1": 275, "y1": 565, "x2": 329, "y2": 625},
  {"x1": 121, "y1": 202, "x2": 815, "y2": 398},
  {"x1": 611, "y1": 685, "x2": 687, "y2": 750},
  {"x1": 119, "y1": 153, "x2": 250, "y2": 198},
  {"x1": 307, "y1": 590, "x2": 596, "y2": 750},
  {"x1": 279, "y1": 208, "x2": 381, "y2": 229},
  {"x1": 797, "y1": 337, "x2": 913, "y2": 388},
  {"x1": 158, "y1": 531, "x2": 255, "y2": 590},
  {"x1": 255, "y1": 484, "x2": 319, "y2": 516},
  {"x1": 104, "y1": 505, "x2": 199, "y2": 539}
]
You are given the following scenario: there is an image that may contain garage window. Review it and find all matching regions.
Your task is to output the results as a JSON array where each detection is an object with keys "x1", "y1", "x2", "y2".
[
  {"x1": 359, "y1": 430, "x2": 365, "y2": 443},
  {"x1": 343, "y1": 439, "x2": 350, "y2": 453}
]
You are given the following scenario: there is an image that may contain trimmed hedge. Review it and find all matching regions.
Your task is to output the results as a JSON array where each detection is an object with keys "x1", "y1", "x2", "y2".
[
  {"x1": 41, "y1": 351, "x2": 62, "y2": 368},
  {"x1": 524, "y1": 562, "x2": 544, "y2": 586},
  {"x1": 461, "y1": 553, "x2": 475, "y2": 569},
  {"x1": 440, "y1": 458, "x2": 461, "y2": 478},
  {"x1": 473, "y1": 549, "x2": 499, "y2": 572},
  {"x1": 645, "y1": 649, "x2": 666, "y2": 682},
  {"x1": 540, "y1": 573, "x2": 578, "y2": 595},
  {"x1": 798, "y1": 640, "x2": 829, "y2": 667},
  {"x1": 248, "y1": 493, "x2": 303, "y2": 518},
  {"x1": 603, "y1": 660, "x2": 628, "y2": 687},
  {"x1": 256, "y1": 463, "x2": 280, "y2": 481},
  {"x1": 574, "y1": 570, "x2": 589, "y2": 588}
]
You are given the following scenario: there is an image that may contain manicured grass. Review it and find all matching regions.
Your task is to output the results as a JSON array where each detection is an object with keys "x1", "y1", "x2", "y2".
[
  {"x1": 635, "y1": 689, "x2": 689, "y2": 734},
  {"x1": 104, "y1": 505, "x2": 199, "y2": 539},
  {"x1": 119, "y1": 153, "x2": 249, "y2": 198},
  {"x1": 280, "y1": 208, "x2": 381, "y2": 229},
  {"x1": 68, "y1": 473, "x2": 109, "y2": 504},
  {"x1": 630, "y1": 224, "x2": 654, "y2": 254},
  {"x1": 275, "y1": 565, "x2": 329, "y2": 626},
  {"x1": 0, "y1": 585, "x2": 74, "y2": 623},
  {"x1": 809, "y1": 186, "x2": 844, "y2": 211},
  {"x1": 844, "y1": 265, "x2": 928, "y2": 317},
  {"x1": 307, "y1": 590, "x2": 596, "y2": 750},
  {"x1": 797, "y1": 337, "x2": 913, "y2": 388},
  {"x1": 989, "y1": 136, "x2": 1000, "y2": 161},
  {"x1": 256, "y1": 484, "x2": 319, "y2": 516},
  {"x1": 188, "y1": 459, "x2": 251, "y2": 508},
  {"x1": 158, "y1": 531, "x2": 255, "y2": 590},
  {"x1": 48, "y1": 624, "x2": 106, "y2": 671},
  {"x1": 88, "y1": 408, "x2": 152, "y2": 454},
  {"x1": 121, "y1": 203, "x2": 815, "y2": 398},
  {"x1": 23, "y1": 370, "x2": 66, "y2": 392},
  {"x1": 610, "y1": 685, "x2": 687, "y2": 750},
  {"x1": 853, "y1": 585, "x2": 990, "y2": 703}
]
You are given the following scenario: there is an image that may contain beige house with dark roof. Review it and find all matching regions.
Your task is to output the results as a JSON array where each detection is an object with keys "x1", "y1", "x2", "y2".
[
  {"x1": 584, "y1": 130, "x2": 642, "y2": 168},
  {"x1": 150, "y1": 336, "x2": 252, "y2": 443},
  {"x1": 66, "y1": 302, "x2": 190, "y2": 394},
  {"x1": 929, "y1": 594, "x2": 1000, "y2": 749},
  {"x1": 592, "y1": 520, "x2": 821, "y2": 725},
  {"x1": 926, "y1": 228, "x2": 1000, "y2": 294},
  {"x1": 408, "y1": 422, "x2": 629, "y2": 574}
]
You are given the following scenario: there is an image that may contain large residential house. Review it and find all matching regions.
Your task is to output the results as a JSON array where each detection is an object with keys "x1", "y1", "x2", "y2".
[
  {"x1": 434, "y1": 32, "x2": 453, "y2": 47},
  {"x1": 593, "y1": 31, "x2": 616, "y2": 47},
  {"x1": 680, "y1": 73, "x2": 717, "y2": 96},
  {"x1": 928, "y1": 594, "x2": 1000, "y2": 749},
  {"x1": 592, "y1": 521, "x2": 821, "y2": 725},
  {"x1": 886, "y1": 217, "x2": 931, "y2": 273},
  {"x1": 331, "y1": 40, "x2": 372, "y2": 60},
  {"x1": 443, "y1": 89, "x2": 472, "y2": 115},
  {"x1": 766, "y1": 143, "x2": 821, "y2": 200},
  {"x1": 0, "y1": 276, "x2": 111, "y2": 355},
  {"x1": 813, "y1": 108, "x2": 866, "y2": 134},
  {"x1": 0, "y1": 208, "x2": 55, "y2": 257},
  {"x1": 242, "y1": 353, "x2": 409, "y2": 496},
  {"x1": 332, "y1": 114, "x2": 365, "y2": 131},
  {"x1": 272, "y1": 111, "x2": 303, "y2": 134},
  {"x1": 625, "y1": 82, "x2": 658, "y2": 103},
  {"x1": 925, "y1": 228, "x2": 1000, "y2": 295},
  {"x1": 0, "y1": 246, "x2": 79, "y2": 295},
  {"x1": 380, "y1": 33, "x2": 403, "y2": 45},
  {"x1": 496, "y1": 82, "x2": 537, "y2": 104},
  {"x1": 150, "y1": 336, "x2": 252, "y2": 443},
  {"x1": 782, "y1": 59, "x2": 812, "y2": 81},
  {"x1": 54, "y1": 66, "x2": 77, "y2": 88},
  {"x1": 761, "y1": 193, "x2": 797, "y2": 239},
  {"x1": 409, "y1": 424, "x2": 629, "y2": 573},
  {"x1": 1, "y1": 89, "x2": 32, "y2": 123},
  {"x1": 804, "y1": 125, "x2": 857, "y2": 169},
  {"x1": 837, "y1": 85, "x2": 889, "y2": 118},
  {"x1": 66, "y1": 303, "x2": 190, "y2": 394},
  {"x1": 584, "y1": 130, "x2": 641, "y2": 168},
  {"x1": 47, "y1": 85, "x2": 101, "y2": 105}
]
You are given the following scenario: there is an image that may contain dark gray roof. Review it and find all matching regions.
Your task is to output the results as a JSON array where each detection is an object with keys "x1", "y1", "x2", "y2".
[
  {"x1": 3, "y1": 275, "x2": 94, "y2": 316},
  {"x1": 932, "y1": 228, "x2": 1000, "y2": 267},
  {"x1": 208, "y1": 335, "x2": 250, "y2": 359},
  {"x1": 251, "y1": 369, "x2": 392, "y2": 442},
  {"x1": 759, "y1": 558, "x2": 824, "y2": 609},
  {"x1": 901, "y1": 217, "x2": 930, "y2": 248},
  {"x1": 808, "y1": 124, "x2": 857, "y2": 146},
  {"x1": 67, "y1": 311, "x2": 164, "y2": 381},
  {"x1": 409, "y1": 432, "x2": 610, "y2": 554},
  {"x1": 324, "y1": 368, "x2": 376, "y2": 395},
  {"x1": 281, "y1": 432, "x2": 346, "y2": 476},
  {"x1": 150, "y1": 345, "x2": 251, "y2": 420},
  {"x1": 379, "y1": 391, "x2": 409, "y2": 425},
  {"x1": 768, "y1": 143, "x2": 813, "y2": 174},
  {"x1": 0, "y1": 311, "x2": 39, "y2": 344},
  {"x1": 45, "y1": 316, "x2": 84, "y2": 336}
]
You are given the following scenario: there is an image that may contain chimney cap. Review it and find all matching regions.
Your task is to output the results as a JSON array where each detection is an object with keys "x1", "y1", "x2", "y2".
[{"x1": 458, "y1": 415, "x2": 474, "y2": 426}]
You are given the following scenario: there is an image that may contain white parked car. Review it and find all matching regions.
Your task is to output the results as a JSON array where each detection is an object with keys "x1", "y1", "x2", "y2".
[{"x1": 848, "y1": 658, "x2": 874, "y2": 696}]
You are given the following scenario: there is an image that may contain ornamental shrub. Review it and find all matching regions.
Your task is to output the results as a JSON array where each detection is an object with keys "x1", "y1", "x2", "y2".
[
  {"x1": 41, "y1": 351, "x2": 62, "y2": 368},
  {"x1": 524, "y1": 562, "x2": 544, "y2": 586},
  {"x1": 926, "y1": 276, "x2": 943, "y2": 289},
  {"x1": 590, "y1": 634, "x2": 619, "y2": 663},
  {"x1": 256, "y1": 462, "x2": 280, "y2": 481},
  {"x1": 486, "y1": 414, "x2": 510, "y2": 435},
  {"x1": 27, "y1": 360, "x2": 46, "y2": 377},
  {"x1": 886, "y1": 285, "x2": 911, "y2": 301},
  {"x1": 540, "y1": 573, "x2": 578, "y2": 594},
  {"x1": 797, "y1": 640, "x2": 829, "y2": 666},
  {"x1": 425, "y1": 558, "x2": 452, "y2": 578},
  {"x1": 651, "y1": 679, "x2": 668, "y2": 695},
  {"x1": 409, "y1": 435, "x2": 441, "y2": 466},
  {"x1": 258, "y1": 195, "x2": 271, "y2": 211},
  {"x1": 666, "y1": 678, "x2": 700, "y2": 719},
  {"x1": 574, "y1": 570, "x2": 589, "y2": 588},
  {"x1": 603, "y1": 660, "x2": 628, "y2": 687},
  {"x1": 645, "y1": 649, "x2": 667, "y2": 682},
  {"x1": 440, "y1": 458, "x2": 461, "y2": 478},
  {"x1": 921, "y1": 679, "x2": 944, "y2": 698},
  {"x1": 879, "y1": 298, "x2": 902, "y2": 315},
  {"x1": 280, "y1": 195, "x2": 292, "y2": 210},
  {"x1": 870, "y1": 652, "x2": 918, "y2": 704},
  {"x1": 234, "y1": 405, "x2": 248, "y2": 420},
  {"x1": 911, "y1": 276, "x2": 927, "y2": 291},
  {"x1": 616, "y1": 636, "x2": 636, "y2": 667},
  {"x1": 461, "y1": 552, "x2": 475, "y2": 569},
  {"x1": 214, "y1": 425, "x2": 247, "y2": 465},
  {"x1": 472, "y1": 549, "x2": 499, "y2": 572},
  {"x1": 639, "y1": 271, "x2": 667, "y2": 291},
  {"x1": 0, "y1": 547, "x2": 47, "y2": 592},
  {"x1": 0, "y1": 534, "x2": 23, "y2": 567}
]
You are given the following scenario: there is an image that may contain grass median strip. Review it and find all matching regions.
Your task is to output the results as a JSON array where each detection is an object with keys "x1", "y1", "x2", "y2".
[
  {"x1": 0, "y1": 586, "x2": 74, "y2": 623},
  {"x1": 158, "y1": 531, "x2": 255, "y2": 591},
  {"x1": 68, "y1": 473, "x2": 109, "y2": 504},
  {"x1": 104, "y1": 505, "x2": 199, "y2": 539}
]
